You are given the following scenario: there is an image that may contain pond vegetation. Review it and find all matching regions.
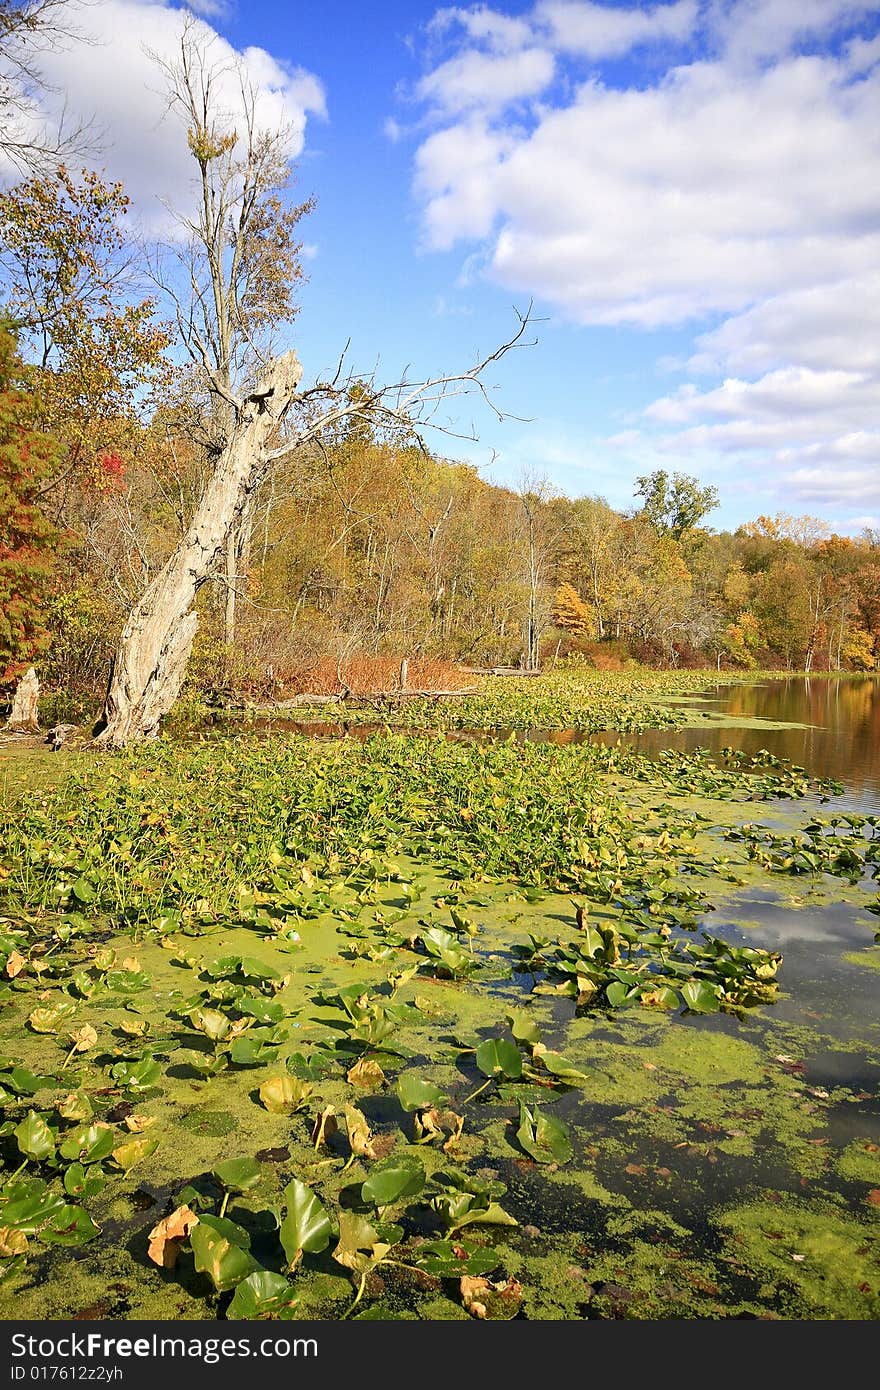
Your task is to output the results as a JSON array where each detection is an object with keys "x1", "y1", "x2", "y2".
[{"x1": 1, "y1": 671, "x2": 879, "y2": 1320}]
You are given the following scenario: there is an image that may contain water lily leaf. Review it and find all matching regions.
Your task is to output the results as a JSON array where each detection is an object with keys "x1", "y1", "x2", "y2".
[
  {"x1": 110, "y1": 1058, "x2": 161, "y2": 1093},
  {"x1": 62, "y1": 1162, "x2": 106, "y2": 1200},
  {"x1": 347, "y1": 1057, "x2": 386, "y2": 1089},
  {"x1": 238, "y1": 956, "x2": 282, "y2": 983},
  {"x1": 70, "y1": 878, "x2": 96, "y2": 905},
  {"x1": 413, "y1": 1240, "x2": 501, "y2": 1277},
  {"x1": 1, "y1": 1184, "x2": 66, "y2": 1232},
  {"x1": 516, "y1": 1102, "x2": 573, "y2": 1165},
  {"x1": 396, "y1": 1075, "x2": 443, "y2": 1112},
  {"x1": 0, "y1": 1226, "x2": 28, "y2": 1256},
  {"x1": 204, "y1": 955, "x2": 241, "y2": 979},
  {"x1": 348, "y1": 1013, "x2": 397, "y2": 1048},
  {"x1": 105, "y1": 971, "x2": 151, "y2": 995},
  {"x1": 431, "y1": 1189, "x2": 517, "y2": 1231},
  {"x1": 361, "y1": 1160, "x2": 425, "y2": 1209},
  {"x1": 474, "y1": 1038, "x2": 522, "y2": 1081},
  {"x1": 14, "y1": 1111, "x2": 56, "y2": 1162},
  {"x1": 460, "y1": 1274, "x2": 523, "y2": 1320},
  {"x1": 28, "y1": 1003, "x2": 75, "y2": 1034},
  {"x1": 147, "y1": 1204, "x2": 200, "y2": 1269},
  {"x1": 7, "y1": 1068, "x2": 54, "y2": 1096},
  {"x1": 414, "y1": 1107, "x2": 464, "y2": 1152},
  {"x1": 237, "y1": 997, "x2": 286, "y2": 1024},
  {"x1": 191, "y1": 1214, "x2": 259, "y2": 1292},
  {"x1": 189, "y1": 1007, "x2": 231, "y2": 1041},
  {"x1": 118, "y1": 1018, "x2": 149, "y2": 1038},
  {"x1": 344, "y1": 1105, "x2": 376, "y2": 1160},
  {"x1": 66, "y1": 1024, "x2": 98, "y2": 1054},
  {"x1": 229, "y1": 1037, "x2": 279, "y2": 1067},
  {"x1": 258, "y1": 1075, "x2": 313, "y2": 1114},
  {"x1": 111, "y1": 1136, "x2": 159, "y2": 1171},
  {"x1": 124, "y1": 1113, "x2": 156, "y2": 1133},
  {"x1": 4, "y1": 949, "x2": 26, "y2": 978},
  {"x1": 58, "y1": 1092, "x2": 93, "y2": 1123},
  {"x1": 530, "y1": 1045, "x2": 588, "y2": 1083},
  {"x1": 213, "y1": 1157, "x2": 263, "y2": 1193},
  {"x1": 59, "y1": 1123, "x2": 114, "y2": 1164},
  {"x1": 280, "y1": 1179, "x2": 333, "y2": 1265},
  {"x1": 179, "y1": 1049, "x2": 228, "y2": 1077},
  {"x1": 331, "y1": 1211, "x2": 382, "y2": 1272},
  {"x1": 42, "y1": 1204, "x2": 100, "y2": 1247},
  {"x1": 506, "y1": 1010, "x2": 542, "y2": 1045},
  {"x1": 605, "y1": 981, "x2": 636, "y2": 1008},
  {"x1": 226, "y1": 1270, "x2": 298, "y2": 1320},
  {"x1": 310, "y1": 1106, "x2": 337, "y2": 1148},
  {"x1": 680, "y1": 980, "x2": 722, "y2": 1014}
]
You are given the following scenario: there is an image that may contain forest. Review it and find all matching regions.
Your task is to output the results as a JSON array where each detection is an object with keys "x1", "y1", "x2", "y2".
[{"x1": 1, "y1": 35, "x2": 879, "y2": 721}]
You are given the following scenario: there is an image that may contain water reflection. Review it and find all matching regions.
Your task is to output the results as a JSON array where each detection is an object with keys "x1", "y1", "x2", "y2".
[{"x1": 597, "y1": 677, "x2": 880, "y2": 810}]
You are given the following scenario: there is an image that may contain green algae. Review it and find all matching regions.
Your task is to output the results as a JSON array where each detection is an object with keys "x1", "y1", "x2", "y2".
[
  {"x1": 835, "y1": 1141, "x2": 880, "y2": 1185},
  {"x1": 1, "y1": 670, "x2": 879, "y2": 1321},
  {"x1": 714, "y1": 1197, "x2": 880, "y2": 1319},
  {"x1": 843, "y1": 949, "x2": 880, "y2": 972}
]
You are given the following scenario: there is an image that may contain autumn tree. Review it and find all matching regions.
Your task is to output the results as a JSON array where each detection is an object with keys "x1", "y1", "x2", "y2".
[
  {"x1": 0, "y1": 320, "x2": 61, "y2": 684},
  {"x1": 634, "y1": 469, "x2": 719, "y2": 540},
  {"x1": 0, "y1": 166, "x2": 170, "y2": 510},
  {"x1": 552, "y1": 581, "x2": 592, "y2": 637}
]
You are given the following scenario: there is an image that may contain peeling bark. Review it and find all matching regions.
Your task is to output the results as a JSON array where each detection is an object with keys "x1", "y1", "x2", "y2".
[
  {"x1": 95, "y1": 352, "x2": 302, "y2": 747},
  {"x1": 5, "y1": 667, "x2": 40, "y2": 732}
]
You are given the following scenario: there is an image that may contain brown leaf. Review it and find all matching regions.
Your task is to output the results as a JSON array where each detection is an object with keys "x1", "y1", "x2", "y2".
[
  {"x1": 5, "y1": 949, "x2": 26, "y2": 978},
  {"x1": 346, "y1": 1058, "x2": 386, "y2": 1090},
  {"x1": 311, "y1": 1106, "x2": 338, "y2": 1149},
  {"x1": 344, "y1": 1105, "x2": 376, "y2": 1160},
  {"x1": 625, "y1": 1163, "x2": 647, "y2": 1176},
  {"x1": 460, "y1": 1275, "x2": 523, "y2": 1321},
  {"x1": 147, "y1": 1205, "x2": 199, "y2": 1269},
  {"x1": 866, "y1": 1190, "x2": 880, "y2": 1207},
  {"x1": 0, "y1": 1226, "x2": 28, "y2": 1257},
  {"x1": 68, "y1": 1024, "x2": 98, "y2": 1054},
  {"x1": 124, "y1": 1114, "x2": 156, "y2": 1134}
]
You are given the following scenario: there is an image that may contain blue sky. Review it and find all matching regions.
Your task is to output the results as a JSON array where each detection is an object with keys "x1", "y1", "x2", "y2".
[{"x1": 5, "y1": 0, "x2": 880, "y2": 532}]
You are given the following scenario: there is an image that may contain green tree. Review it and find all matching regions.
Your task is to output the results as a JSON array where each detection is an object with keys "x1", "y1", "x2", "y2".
[
  {"x1": 634, "y1": 469, "x2": 719, "y2": 540},
  {"x1": 0, "y1": 321, "x2": 61, "y2": 684}
]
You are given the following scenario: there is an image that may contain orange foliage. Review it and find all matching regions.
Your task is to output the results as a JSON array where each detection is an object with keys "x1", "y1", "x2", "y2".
[{"x1": 264, "y1": 655, "x2": 471, "y2": 697}]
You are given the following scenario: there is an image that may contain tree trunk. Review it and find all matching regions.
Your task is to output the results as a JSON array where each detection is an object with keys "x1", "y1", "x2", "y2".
[
  {"x1": 5, "y1": 667, "x2": 40, "y2": 732},
  {"x1": 95, "y1": 353, "x2": 302, "y2": 746}
]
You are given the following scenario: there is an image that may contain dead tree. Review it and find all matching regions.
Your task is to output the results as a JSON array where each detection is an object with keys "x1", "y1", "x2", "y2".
[
  {"x1": 94, "y1": 311, "x2": 535, "y2": 746},
  {"x1": 4, "y1": 666, "x2": 40, "y2": 731},
  {"x1": 94, "y1": 354, "x2": 302, "y2": 745}
]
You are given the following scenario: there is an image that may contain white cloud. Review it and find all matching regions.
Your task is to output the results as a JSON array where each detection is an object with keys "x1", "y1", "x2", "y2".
[
  {"x1": 408, "y1": 1, "x2": 880, "y2": 514},
  {"x1": 429, "y1": 6, "x2": 535, "y2": 53},
  {"x1": 416, "y1": 54, "x2": 880, "y2": 326},
  {"x1": 688, "y1": 275, "x2": 880, "y2": 377},
  {"x1": 417, "y1": 46, "x2": 555, "y2": 115},
  {"x1": 415, "y1": 119, "x2": 513, "y2": 246},
  {"x1": 0, "y1": 0, "x2": 325, "y2": 236},
  {"x1": 535, "y1": 0, "x2": 697, "y2": 57},
  {"x1": 714, "y1": 0, "x2": 879, "y2": 67}
]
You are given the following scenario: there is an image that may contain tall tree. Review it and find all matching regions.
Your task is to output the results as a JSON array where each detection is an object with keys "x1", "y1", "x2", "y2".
[
  {"x1": 634, "y1": 469, "x2": 719, "y2": 540},
  {"x1": 0, "y1": 320, "x2": 61, "y2": 684},
  {"x1": 150, "y1": 22, "x2": 314, "y2": 651}
]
